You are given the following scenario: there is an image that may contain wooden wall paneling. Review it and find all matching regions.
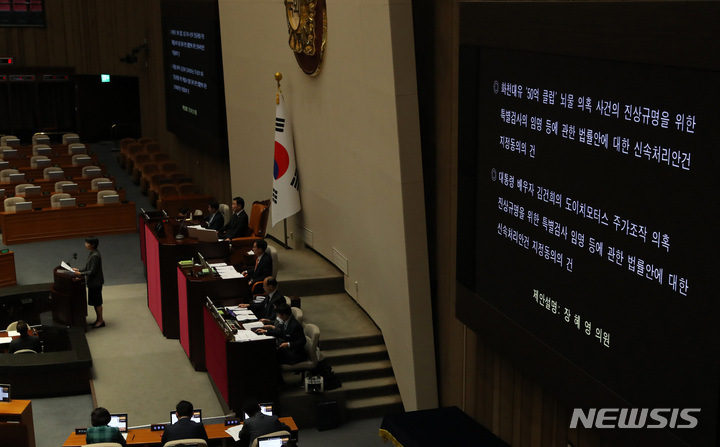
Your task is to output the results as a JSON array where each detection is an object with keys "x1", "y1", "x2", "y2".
[
  {"x1": 64, "y1": 0, "x2": 84, "y2": 70},
  {"x1": 497, "y1": 356, "x2": 514, "y2": 442},
  {"x1": 511, "y1": 369, "x2": 523, "y2": 444},
  {"x1": 20, "y1": 28, "x2": 37, "y2": 66},
  {"x1": 45, "y1": 0, "x2": 68, "y2": 67}
]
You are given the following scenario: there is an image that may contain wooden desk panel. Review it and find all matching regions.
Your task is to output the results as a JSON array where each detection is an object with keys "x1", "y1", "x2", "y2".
[
  {"x1": 0, "y1": 203, "x2": 137, "y2": 245},
  {"x1": 61, "y1": 418, "x2": 297, "y2": 446},
  {"x1": 157, "y1": 194, "x2": 214, "y2": 217},
  {"x1": 0, "y1": 399, "x2": 36, "y2": 447},
  {"x1": 0, "y1": 251, "x2": 17, "y2": 286}
]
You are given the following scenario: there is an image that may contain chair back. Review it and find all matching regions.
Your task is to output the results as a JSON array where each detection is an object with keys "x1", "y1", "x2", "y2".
[
  {"x1": 32, "y1": 144, "x2": 52, "y2": 156},
  {"x1": 54, "y1": 180, "x2": 74, "y2": 192},
  {"x1": 72, "y1": 154, "x2": 92, "y2": 166},
  {"x1": 158, "y1": 183, "x2": 178, "y2": 199},
  {"x1": 62, "y1": 133, "x2": 80, "y2": 144},
  {"x1": 32, "y1": 133, "x2": 51, "y2": 145},
  {"x1": 88, "y1": 443, "x2": 124, "y2": 447},
  {"x1": 30, "y1": 155, "x2": 50, "y2": 168},
  {"x1": 68, "y1": 143, "x2": 86, "y2": 155},
  {"x1": 177, "y1": 183, "x2": 195, "y2": 195},
  {"x1": 144, "y1": 141, "x2": 161, "y2": 153},
  {"x1": 152, "y1": 152, "x2": 170, "y2": 163},
  {"x1": 1, "y1": 135, "x2": 19, "y2": 146},
  {"x1": 247, "y1": 200, "x2": 270, "y2": 238},
  {"x1": 219, "y1": 203, "x2": 231, "y2": 226},
  {"x1": 51, "y1": 193, "x2": 71, "y2": 208},
  {"x1": 82, "y1": 165, "x2": 102, "y2": 178},
  {"x1": 304, "y1": 323, "x2": 321, "y2": 364},
  {"x1": 137, "y1": 137, "x2": 153, "y2": 145},
  {"x1": 251, "y1": 431, "x2": 291, "y2": 447},
  {"x1": 292, "y1": 307, "x2": 304, "y2": 326},
  {"x1": 163, "y1": 439, "x2": 208, "y2": 447},
  {"x1": 6, "y1": 320, "x2": 18, "y2": 331},
  {"x1": 160, "y1": 161, "x2": 180, "y2": 173},
  {"x1": 0, "y1": 168, "x2": 19, "y2": 180},
  {"x1": 119, "y1": 138, "x2": 135, "y2": 151},
  {"x1": 13, "y1": 349, "x2": 37, "y2": 354},
  {"x1": 91, "y1": 177, "x2": 112, "y2": 191},
  {"x1": 97, "y1": 190, "x2": 119, "y2": 204},
  {"x1": 14, "y1": 183, "x2": 34, "y2": 195},
  {"x1": 43, "y1": 167, "x2": 64, "y2": 180},
  {"x1": 4, "y1": 197, "x2": 26, "y2": 212}
]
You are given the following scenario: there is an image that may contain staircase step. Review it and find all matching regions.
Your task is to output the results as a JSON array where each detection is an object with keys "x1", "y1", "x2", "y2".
[
  {"x1": 322, "y1": 344, "x2": 389, "y2": 365},
  {"x1": 346, "y1": 394, "x2": 404, "y2": 420},
  {"x1": 321, "y1": 334, "x2": 385, "y2": 350},
  {"x1": 332, "y1": 359, "x2": 394, "y2": 381},
  {"x1": 341, "y1": 376, "x2": 399, "y2": 399}
]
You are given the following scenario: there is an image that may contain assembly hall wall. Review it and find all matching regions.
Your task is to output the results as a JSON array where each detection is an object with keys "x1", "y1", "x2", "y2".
[
  {"x1": 217, "y1": 0, "x2": 438, "y2": 411},
  {"x1": 0, "y1": 0, "x2": 232, "y2": 203}
]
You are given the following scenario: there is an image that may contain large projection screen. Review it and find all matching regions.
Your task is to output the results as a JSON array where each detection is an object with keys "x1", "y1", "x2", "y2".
[{"x1": 457, "y1": 3, "x2": 720, "y2": 446}]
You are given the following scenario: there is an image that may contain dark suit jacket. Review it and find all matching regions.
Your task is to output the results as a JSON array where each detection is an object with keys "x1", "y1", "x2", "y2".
[
  {"x1": 80, "y1": 250, "x2": 104, "y2": 288},
  {"x1": 249, "y1": 292, "x2": 285, "y2": 321},
  {"x1": 267, "y1": 316, "x2": 307, "y2": 365},
  {"x1": 221, "y1": 209, "x2": 249, "y2": 240},
  {"x1": 161, "y1": 417, "x2": 208, "y2": 444},
  {"x1": 9, "y1": 335, "x2": 42, "y2": 353},
  {"x1": 238, "y1": 413, "x2": 291, "y2": 447},
  {"x1": 245, "y1": 253, "x2": 273, "y2": 285},
  {"x1": 205, "y1": 211, "x2": 224, "y2": 231}
]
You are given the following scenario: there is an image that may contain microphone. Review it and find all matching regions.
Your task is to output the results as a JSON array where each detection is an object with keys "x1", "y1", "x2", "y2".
[
  {"x1": 140, "y1": 207, "x2": 150, "y2": 220},
  {"x1": 66, "y1": 252, "x2": 77, "y2": 266},
  {"x1": 162, "y1": 210, "x2": 168, "y2": 217}
]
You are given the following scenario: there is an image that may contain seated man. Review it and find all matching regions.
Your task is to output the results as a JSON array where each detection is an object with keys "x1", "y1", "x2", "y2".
[
  {"x1": 9, "y1": 320, "x2": 42, "y2": 353},
  {"x1": 238, "y1": 276, "x2": 285, "y2": 323},
  {"x1": 242, "y1": 239, "x2": 273, "y2": 288},
  {"x1": 219, "y1": 196, "x2": 248, "y2": 241},
  {"x1": 239, "y1": 398, "x2": 291, "y2": 447},
  {"x1": 204, "y1": 201, "x2": 224, "y2": 231},
  {"x1": 161, "y1": 400, "x2": 208, "y2": 445},
  {"x1": 256, "y1": 303, "x2": 307, "y2": 365}
]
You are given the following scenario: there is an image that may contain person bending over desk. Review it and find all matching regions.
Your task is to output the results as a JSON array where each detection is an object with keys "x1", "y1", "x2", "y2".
[
  {"x1": 86, "y1": 407, "x2": 127, "y2": 446},
  {"x1": 237, "y1": 276, "x2": 285, "y2": 323},
  {"x1": 8, "y1": 320, "x2": 41, "y2": 353},
  {"x1": 161, "y1": 400, "x2": 208, "y2": 444}
]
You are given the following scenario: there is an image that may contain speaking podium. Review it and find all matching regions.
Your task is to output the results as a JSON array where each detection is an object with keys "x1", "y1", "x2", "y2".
[{"x1": 50, "y1": 267, "x2": 87, "y2": 328}]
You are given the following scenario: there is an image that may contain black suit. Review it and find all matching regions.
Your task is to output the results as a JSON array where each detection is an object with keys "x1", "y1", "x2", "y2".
[
  {"x1": 9, "y1": 335, "x2": 42, "y2": 353},
  {"x1": 238, "y1": 413, "x2": 291, "y2": 447},
  {"x1": 245, "y1": 253, "x2": 273, "y2": 285},
  {"x1": 160, "y1": 417, "x2": 208, "y2": 445},
  {"x1": 249, "y1": 291, "x2": 285, "y2": 321},
  {"x1": 220, "y1": 209, "x2": 249, "y2": 240},
  {"x1": 205, "y1": 211, "x2": 224, "y2": 231},
  {"x1": 267, "y1": 316, "x2": 307, "y2": 365}
]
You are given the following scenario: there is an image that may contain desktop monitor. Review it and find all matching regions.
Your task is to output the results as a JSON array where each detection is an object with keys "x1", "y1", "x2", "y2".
[
  {"x1": 101, "y1": 194, "x2": 120, "y2": 204},
  {"x1": 15, "y1": 202, "x2": 32, "y2": 211},
  {"x1": 96, "y1": 181, "x2": 113, "y2": 191},
  {"x1": 257, "y1": 436, "x2": 291, "y2": 447},
  {"x1": 35, "y1": 147, "x2": 52, "y2": 156},
  {"x1": 34, "y1": 135, "x2": 50, "y2": 145},
  {"x1": 65, "y1": 135, "x2": 80, "y2": 144},
  {"x1": 171, "y1": 409, "x2": 202, "y2": 424},
  {"x1": 84, "y1": 168, "x2": 102, "y2": 178},
  {"x1": 244, "y1": 403, "x2": 274, "y2": 419},
  {"x1": 108, "y1": 413, "x2": 128, "y2": 433},
  {"x1": 23, "y1": 186, "x2": 41, "y2": 196},
  {"x1": 2, "y1": 149, "x2": 18, "y2": 158},
  {"x1": 8, "y1": 173, "x2": 25, "y2": 183},
  {"x1": 74, "y1": 156, "x2": 92, "y2": 165},
  {"x1": 47, "y1": 170, "x2": 65, "y2": 180},
  {"x1": 35, "y1": 158, "x2": 52, "y2": 168},
  {"x1": 59, "y1": 198, "x2": 76, "y2": 208},
  {"x1": 61, "y1": 183, "x2": 79, "y2": 193},
  {"x1": 0, "y1": 384, "x2": 10, "y2": 402},
  {"x1": 0, "y1": 189, "x2": 5, "y2": 199},
  {"x1": 3, "y1": 138, "x2": 20, "y2": 147},
  {"x1": 0, "y1": 161, "x2": 8, "y2": 169}
]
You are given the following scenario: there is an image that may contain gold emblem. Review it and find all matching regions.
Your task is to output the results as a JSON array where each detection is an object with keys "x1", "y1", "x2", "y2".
[{"x1": 284, "y1": 0, "x2": 326, "y2": 76}]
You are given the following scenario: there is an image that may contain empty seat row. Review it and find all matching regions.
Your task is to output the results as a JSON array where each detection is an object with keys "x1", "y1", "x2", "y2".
[{"x1": 3, "y1": 190, "x2": 120, "y2": 211}]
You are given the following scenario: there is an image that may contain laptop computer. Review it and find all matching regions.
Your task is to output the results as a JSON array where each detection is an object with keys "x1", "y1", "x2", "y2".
[
  {"x1": 108, "y1": 413, "x2": 128, "y2": 433},
  {"x1": 0, "y1": 384, "x2": 10, "y2": 402},
  {"x1": 257, "y1": 435, "x2": 291, "y2": 447},
  {"x1": 171, "y1": 409, "x2": 202, "y2": 424},
  {"x1": 244, "y1": 402, "x2": 274, "y2": 419}
]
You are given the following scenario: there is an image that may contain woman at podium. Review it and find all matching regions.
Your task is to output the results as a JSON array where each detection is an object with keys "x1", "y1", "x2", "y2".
[{"x1": 73, "y1": 236, "x2": 106, "y2": 329}]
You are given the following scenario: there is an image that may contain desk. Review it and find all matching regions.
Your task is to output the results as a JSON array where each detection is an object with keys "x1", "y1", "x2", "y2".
[
  {"x1": 177, "y1": 265, "x2": 249, "y2": 371},
  {"x1": 0, "y1": 399, "x2": 36, "y2": 447},
  {"x1": 15, "y1": 164, "x2": 107, "y2": 182},
  {"x1": 0, "y1": 202, "x2": 137, "y2": 245},
  {"x1": 61, "y1": 418, "x2": 298, "y2": 446},
  {"x1": 3, "y1": 153, "x2": 98, "y2": 169},
  {"x1": 204, "y1": 305, "x2": 277, "y2": 415},
  {"x1": 379, "y1": 406, "x2": 510, "y2": 447},
  {"x1": 0, "y1": 251, "x2": 17, "y2": 286},
  {"x1": 141, "y1": 217, "x2": 230, "y2": 339},
  {"x1": 0, "y1": 177, "x2": 116, "y2": 197},
  {"x1": 11, "y1": 190, "x2": 126, "y2": 211}
]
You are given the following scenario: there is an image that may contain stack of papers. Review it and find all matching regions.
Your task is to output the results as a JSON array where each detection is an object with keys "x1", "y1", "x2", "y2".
[
  {"x1": 234, "y1": 329, "x2": 264, "y2": 342},
  {"x1": 214, "y1": 265, "x2": 243, "y2": 279},
  {"x1": 226, "y1": 424, "x2": 244, "y2": 440}
]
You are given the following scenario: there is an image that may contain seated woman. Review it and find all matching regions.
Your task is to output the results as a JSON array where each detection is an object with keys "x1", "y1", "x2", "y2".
[{"x1": 85, "y1": 407, "x2": 126, "y2": 446}]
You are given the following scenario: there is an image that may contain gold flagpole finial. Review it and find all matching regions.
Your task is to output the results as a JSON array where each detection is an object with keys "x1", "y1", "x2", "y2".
[{"x1": 275, "y1": 72, "x2": 283, "y2": 104}]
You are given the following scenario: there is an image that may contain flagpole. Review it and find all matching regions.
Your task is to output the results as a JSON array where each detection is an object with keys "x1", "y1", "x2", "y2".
[{"x1": 275, "y1": 72, "x2": 290, "y2": 249}]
